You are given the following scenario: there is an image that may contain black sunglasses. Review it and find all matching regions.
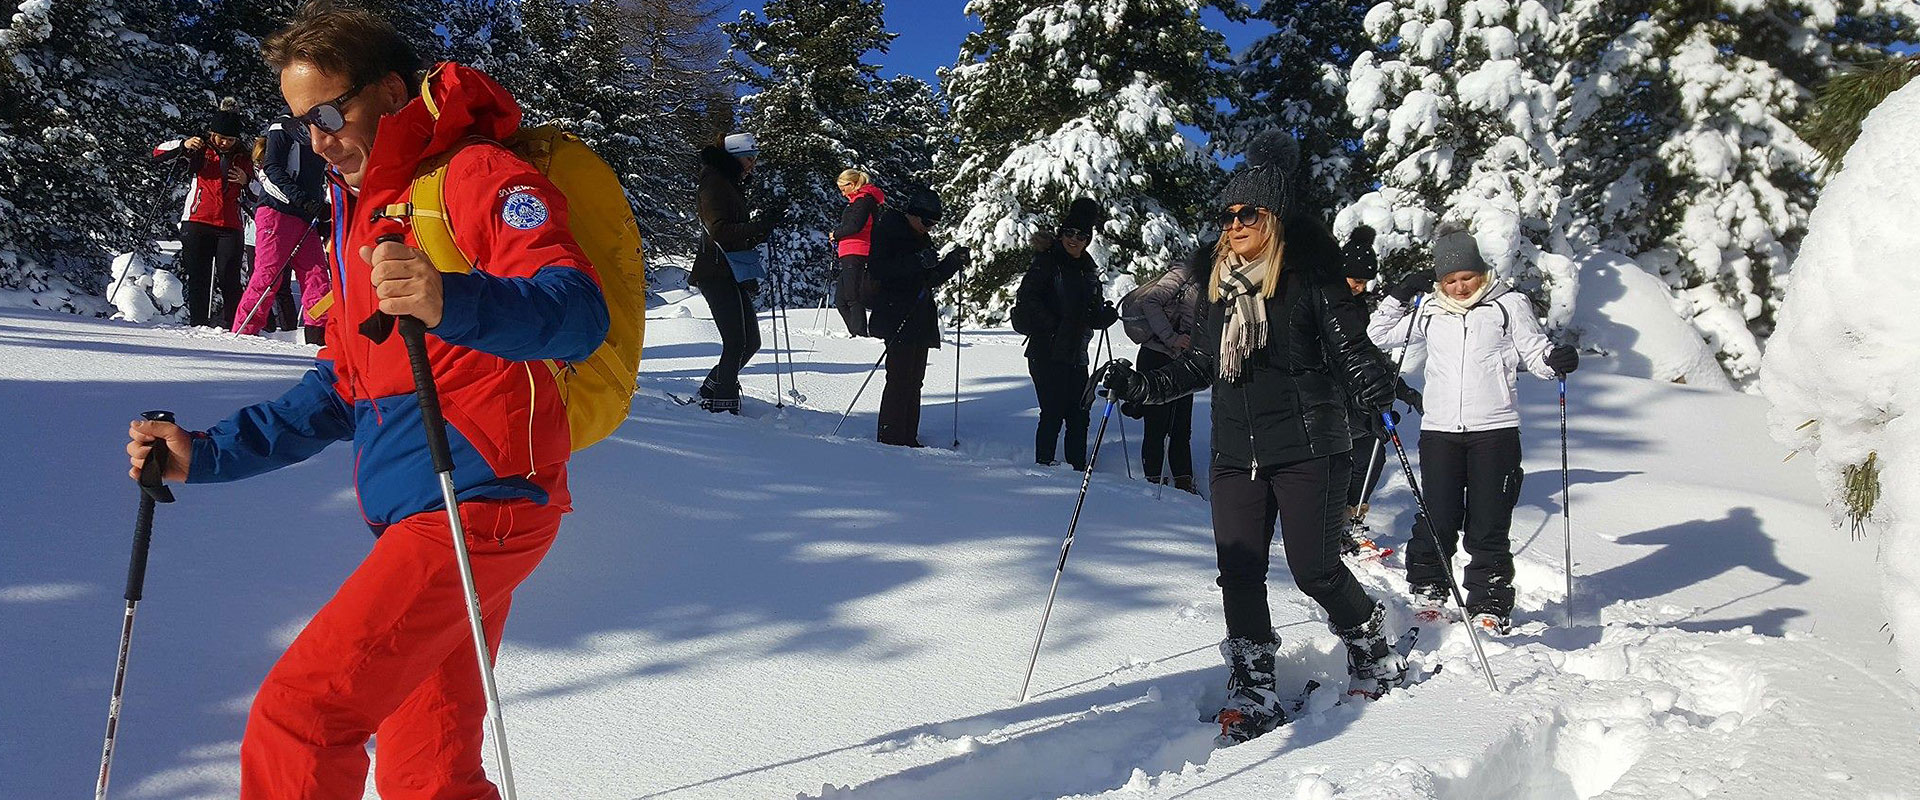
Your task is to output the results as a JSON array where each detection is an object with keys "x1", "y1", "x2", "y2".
[
  {"x1": 1058, "y1": 227, "x2": 1091, "y2": 241},
  {"x1": 294, "y1": 82, "x2": 369, "y2": 135},
  {"x1": 1214, "y1": 207, "x2": 1269, "y2": 230}
]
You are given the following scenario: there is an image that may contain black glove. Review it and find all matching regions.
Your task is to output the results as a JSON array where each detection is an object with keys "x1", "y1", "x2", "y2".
[
  {"x1": 941, "y1": 246, "x2": 971, "y2": 274},
  {"x1": 740, "y1": 279, "x2": 760, "y2": 296},
  {"x1": 300, "y1": 199, "x2": 329, "y2": 221},
  {"x1": 1387, "y1": 272, "x2": 1435, "y2": 305},
  {"x1": 1353, "y1": 359, "x2": 1397, "y2": 411},
  {"x1": 1101, "y1": 359, "x2": 1147, "y2": 404},
  {"x1": 1088, "y1": 300, "x2": 1119, "y2": 329},
  {"x1": 1120, "y1": 401, "x2": 1146, "y2": 420},
  {"x1": 1546, "y1": 344, "x2": 1579, "y2": 375},
  {"x1": 1397, "y1": 383, "x2": 1424, "y2": 415}
]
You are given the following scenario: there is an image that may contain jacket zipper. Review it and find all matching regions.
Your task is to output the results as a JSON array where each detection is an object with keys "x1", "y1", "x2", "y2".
[
  {"x1": 1243, "y1": 384, "x2": 1259, "y2": 479},
  {"x1": 1457, "y1": 309, "x2": 1470, "y2": 432}
]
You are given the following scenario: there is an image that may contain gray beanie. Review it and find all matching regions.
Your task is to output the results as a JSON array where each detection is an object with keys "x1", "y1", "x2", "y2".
[
  {"x1": 1432, "y1": 232, "x2": 1489, "y2": 279},
  {"x1": 1218, "y1": 130, "x2": 1298, "y2": 219}
]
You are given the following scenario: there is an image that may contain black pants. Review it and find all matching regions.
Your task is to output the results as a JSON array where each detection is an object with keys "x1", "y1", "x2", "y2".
[
  {"x1": 1135, "y1": 347, "x2": 1194, "y2": 480},
  {"x1": 179, "y1": 221, "x2": 244, "y2": 327},
  {"x1": 1212, "y1": 455, "x2": 1375, "y2": 640},
  {"x1": 836, "y1": 256, "x2": 869, "y2": 337},
  {"x1": 699, "y1": 281, "x2": 761, "y2": 398},
  {"x1": 878, "y1": 339, "x2": 928, "y2": 446},
  {"x1": 1345, "y1": 433, "x2": 1388, "y2": 508},
  {"x1": 1405, "y1": 427, "x2": 1523, "y2": 615},
  {"x1": 1029, "y1": 358, "x2": 1090, "y2": 468}
]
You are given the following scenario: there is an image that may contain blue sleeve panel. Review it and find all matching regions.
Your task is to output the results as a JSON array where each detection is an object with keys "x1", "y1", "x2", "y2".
[
  {"x1": 187, "y1": 360, "x2": 356, "y2": 483},
  {"x1": 431, "y1": 265, "x2": 610, "y2": 364}
]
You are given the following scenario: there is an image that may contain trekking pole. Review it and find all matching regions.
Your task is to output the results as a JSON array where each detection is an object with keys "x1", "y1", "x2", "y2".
[
  {"x1": 97, "y1": 410, "x2": 177, "y2": 800},
  {"x1": 832, "y1": 288, "x2": 928, "y2": 437},
  {"x1": 770, "y1": 246, "x2": 784, "y2": 410},
  {"x1": 1380, "y1": 411, "x2": 1498, "y2": 693},
  {"x1": 778, "y1": 258, "x2": 803, "y2": 404},
  {"x1": 951, "y1": 289, "x2": 962, "y2": 448},
  {"x1": 367, "y1": 235, "x2": 521, "y2": 799},
  {"x1": 1559, "y1": 376, "x2": 1573, "y2": 625},
  {"x1": 234, "y1": 218, "x2": 322, "y2": 335},
  {"x1": 1096, "y1": 329, "x2": 1134, "y2": 479},
  {"x1": 1358, "y1": 297, "x2": 1423, "y2": 514},
  {"x1": 1019, "y1": 362, "x2": 1124, "y2": 702}
]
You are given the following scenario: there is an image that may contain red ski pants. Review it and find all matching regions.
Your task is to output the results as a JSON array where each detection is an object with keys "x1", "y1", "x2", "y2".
[{"x1": 239, "y1": 498, "x2": 561, "y2": 800}]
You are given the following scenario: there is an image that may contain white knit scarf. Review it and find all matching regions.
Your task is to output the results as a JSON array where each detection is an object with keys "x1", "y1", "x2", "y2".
[{"x1": 1216, "y1": 253, "x2": 1272, "y2": 382}]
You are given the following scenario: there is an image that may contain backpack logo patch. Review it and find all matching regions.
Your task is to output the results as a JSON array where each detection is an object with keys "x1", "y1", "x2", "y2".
[{"x1": 501, "y1": 191, "x2": 549, "y2": 230}]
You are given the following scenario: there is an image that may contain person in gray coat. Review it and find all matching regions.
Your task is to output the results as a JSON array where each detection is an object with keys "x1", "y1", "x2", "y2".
[{"x1": 1126, "y1": 244, "x2": 1206, "y2": 493}]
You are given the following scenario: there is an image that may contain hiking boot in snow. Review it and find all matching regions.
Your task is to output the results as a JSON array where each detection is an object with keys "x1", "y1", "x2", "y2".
[
  {"x1": 696, "y1": 378, "x2": 741, "y2": 415},
  {"x1": 1409, "y1": 583, "x2": 1452, "y2": 623},
  {"x1": 1332, "y1": 602, "x2": 1408, "y2": 699},
  {"x1": 1215, "y1": 634, "x2": 1288, "y2": 745},
  {"x1": 1173, "y1": 475, "x2": 1200, "y2": 495}
]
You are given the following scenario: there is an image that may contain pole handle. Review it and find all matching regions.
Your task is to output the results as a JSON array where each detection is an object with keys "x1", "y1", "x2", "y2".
[
  {"x1": 398, "y1": 317, "x2": 456, "y2": 475},
  {"x1": 126, "y1": 410, "x2": 175, "y2": 602}
]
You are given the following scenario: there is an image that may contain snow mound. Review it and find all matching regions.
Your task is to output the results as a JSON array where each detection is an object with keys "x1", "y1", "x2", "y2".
[
  {"x1": 1762, "y1": 76, "x2": 1920, "y2": 685},
  {"x1": 1569, "y1": 250, "x2": 1731, "y2": 390}
]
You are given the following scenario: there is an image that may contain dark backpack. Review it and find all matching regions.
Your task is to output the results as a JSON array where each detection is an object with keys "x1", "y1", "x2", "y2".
[{"x1": 1118, "y1": 280, "x2": 1157, "y2": 345}]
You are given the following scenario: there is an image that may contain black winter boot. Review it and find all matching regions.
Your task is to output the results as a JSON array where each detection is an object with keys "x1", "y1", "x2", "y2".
[
  {"x1": 1216, "y1": 634, "x2": 1287, "y2": 745},
  {"x1": 696, "y1": 378, "x2": 740, "y2": 414},
  {"x1": 1332, "y1": 602, "x2": 1407, "y2": 699}
]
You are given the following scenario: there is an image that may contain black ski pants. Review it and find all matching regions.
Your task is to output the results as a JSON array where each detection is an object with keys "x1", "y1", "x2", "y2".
[
  {"x1": 699, "y1": 280, "x2": 761, "y2": 398},
  {"x1": 836, "y1": 255, "x2": 869, "y2": 337},
  {"x1": 179, "y1": 221, "x2": 244, "y2": 328},
  {"x1": 1135, "y1": 346, "x2": 1194, "y2": 480},
  {"x1": 1029, "y1": 358, "x2": 1090, "y2": 469},
  {"x1": 1211, "y1": 455, "x2": 1375, "y2": 641},
  {"x1": 1346, "y1": 432, "x2": 1388, "y2": 508},
  {"x1": 878, "y1": 339, "x2": 928, "y2": 446},
  {"x1": 1405, "y1": 427, "x2": 1523, "y2": 615}
]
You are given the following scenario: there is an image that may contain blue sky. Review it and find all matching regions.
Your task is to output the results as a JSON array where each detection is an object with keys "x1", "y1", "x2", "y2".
[{"x1": 721, "y1": 1, "x2": 1267, "y2": 83}]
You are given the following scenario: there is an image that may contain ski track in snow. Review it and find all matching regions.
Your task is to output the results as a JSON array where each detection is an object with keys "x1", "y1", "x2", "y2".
[{"x1": 2, "y1": 301, "x2": 1916, "y2": 800}]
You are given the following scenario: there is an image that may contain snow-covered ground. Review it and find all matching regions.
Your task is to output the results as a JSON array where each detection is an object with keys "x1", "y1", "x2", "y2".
[{"x1": 2, "y1": 294, "x2": 1915, "y2": 799}]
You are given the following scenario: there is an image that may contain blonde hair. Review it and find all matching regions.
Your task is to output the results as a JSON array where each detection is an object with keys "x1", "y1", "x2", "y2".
[
  {"x1": 1208, "y1": 212, "x2": 1286, "y2": 302},
  {"x1": 837, "y1": 168, "x2": 870, "y2": 188},
  {"x1": 250, "y1": 137, "x2": 267, "y2": 165}
]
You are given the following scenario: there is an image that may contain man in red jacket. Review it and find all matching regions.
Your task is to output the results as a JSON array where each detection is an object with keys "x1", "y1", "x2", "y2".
[{"x1": 124, "y1": 5, "x2": 608, "y2": 798}]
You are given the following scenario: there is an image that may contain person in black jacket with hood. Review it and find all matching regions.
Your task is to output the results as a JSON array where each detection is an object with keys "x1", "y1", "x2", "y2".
[
  {"x1": 1012, "y1": 198, "x2": 1119, "y2": 470},
  {"x1": 866, "y1": 188, "x2": 967, "y2": 446},
  {"x1": 692, "y1": 132, "x2": 772, "y2": 413},
  {"x1": 1334, "y1": 225, "x2": 1424, "y2": 560},
  {"x1": 1102, "y1": 132, "x2": 1405, "y2": 745}
]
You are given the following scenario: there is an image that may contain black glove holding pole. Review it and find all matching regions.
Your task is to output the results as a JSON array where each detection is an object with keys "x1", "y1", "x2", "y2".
[{"x1": 1387, "y1": 271, "x2": 1435, "y2": 305}]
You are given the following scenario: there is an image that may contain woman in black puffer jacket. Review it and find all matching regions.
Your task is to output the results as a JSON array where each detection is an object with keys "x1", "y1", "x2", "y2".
[{"x1": 1101, "y1": 132, "x2": 1405, "y2": 745}]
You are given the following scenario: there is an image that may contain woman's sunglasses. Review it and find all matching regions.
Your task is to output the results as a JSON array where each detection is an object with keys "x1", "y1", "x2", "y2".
[
  {"x1": 1058, "y1": 227, "x2": 1091, "y2": 241},
  {"x1": 295, "y1": 82, "x2": 369, "y2": 135},
  {"x1": 1214, "y1": 207, "x2": 1267, "y2": 230}
]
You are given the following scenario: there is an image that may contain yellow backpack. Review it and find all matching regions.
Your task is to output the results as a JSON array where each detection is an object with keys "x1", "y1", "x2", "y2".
[{"x1": 381, "y1": 109, "x2": 648, "y2": 451}]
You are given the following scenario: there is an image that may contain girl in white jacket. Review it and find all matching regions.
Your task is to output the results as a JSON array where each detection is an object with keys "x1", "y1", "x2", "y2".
[{"x1": 1367, "y1": 231, "x2": 1579, "y2": 632}]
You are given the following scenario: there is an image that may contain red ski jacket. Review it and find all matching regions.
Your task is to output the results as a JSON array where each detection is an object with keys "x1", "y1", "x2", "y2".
[
  {"x1": 152, "y1": 140, "x2": 252, "y2": 231},
  {"x1": 187, "y1": 63, "x2": 609, "y2": 529},
  {"x1": 834, "y1": 184, "x2": 886, "y2": 258}
]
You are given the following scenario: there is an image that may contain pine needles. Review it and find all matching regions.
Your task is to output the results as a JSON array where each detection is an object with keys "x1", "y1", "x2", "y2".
[
  {"x1": 1842, "y1": 452, "x2": 1881, "y2": 539},
  {"x1": 1802, "y1": 55, "x2": 1920, "y2": 170}
]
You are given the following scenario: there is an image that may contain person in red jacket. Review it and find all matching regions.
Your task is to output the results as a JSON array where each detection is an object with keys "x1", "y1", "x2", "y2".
[
  {"x1": 830, "y1": 168, "x2": 885, "y2": 337},
  {"x1": 152, "y1": 104, "x2": 254, "y2": 327},
  {"x1": 123, "y1": 5, "x2": 608, "y2": 799}
]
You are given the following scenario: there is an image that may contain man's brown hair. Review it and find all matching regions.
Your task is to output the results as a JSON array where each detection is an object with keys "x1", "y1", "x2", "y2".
[{"x1": 262, "y1": 1, "x2": 423, "y2": 94}]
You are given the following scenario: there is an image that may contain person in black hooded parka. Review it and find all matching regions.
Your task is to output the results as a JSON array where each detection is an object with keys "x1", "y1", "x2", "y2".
[
  {"x1": 866, "y1": 188, "x2": 968, "y2": 446},
  {"x1": 1012, "y1": 198, "x2": 1119, "y2": 470},
  {"x1": 691, "y1": 132, "x2": 772, "y2": 413},
  {"x1": 1101, "y1": 132, "x2": 1408, "y2": 745}
]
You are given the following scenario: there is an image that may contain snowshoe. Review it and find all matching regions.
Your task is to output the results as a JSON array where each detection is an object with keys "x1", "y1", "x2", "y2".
[
  {"x1": 1332, "y1": 602, "x2": 1411, "y2": 700},
  {"x1": 1470, "y1": 611, "x2": 1513, "y2": 636},
  {"x1": 1213, "y1": 634, "x2": 1291, "y2": 746},
  {"x1": 1409, "y1": 583, "x2": 1452, "y2": 624},
  {"x1": 1340, "y1": 518, "x2": 1395, "y2": 563},
  {"x1": 694, "y1": 379, "x2": 741, "y2": 415}
]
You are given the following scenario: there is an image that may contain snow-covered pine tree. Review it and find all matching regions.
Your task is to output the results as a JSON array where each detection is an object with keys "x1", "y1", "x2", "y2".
[
  {"x1": 940, "y1": 0, "x2": 1232, "y2": 321},
  {"x1": 0, "y1": 0, "x2": 204, "y2": 311},
  {"x1": 1554, "y1": 1, "x2": 1919, "y2": 384},
  {"x1": 723, "y1": 0, "x2": 927, "y2": 304},
  {"x1": 1230, "y1": 1, "x2": 1376, "y2": 214},
  {"x1": 1338, "y1": 0, "x2": 1575, "y2": 326},
  {"x1": 518, "y1": 0, "x2": 724, "y2": 259}
]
